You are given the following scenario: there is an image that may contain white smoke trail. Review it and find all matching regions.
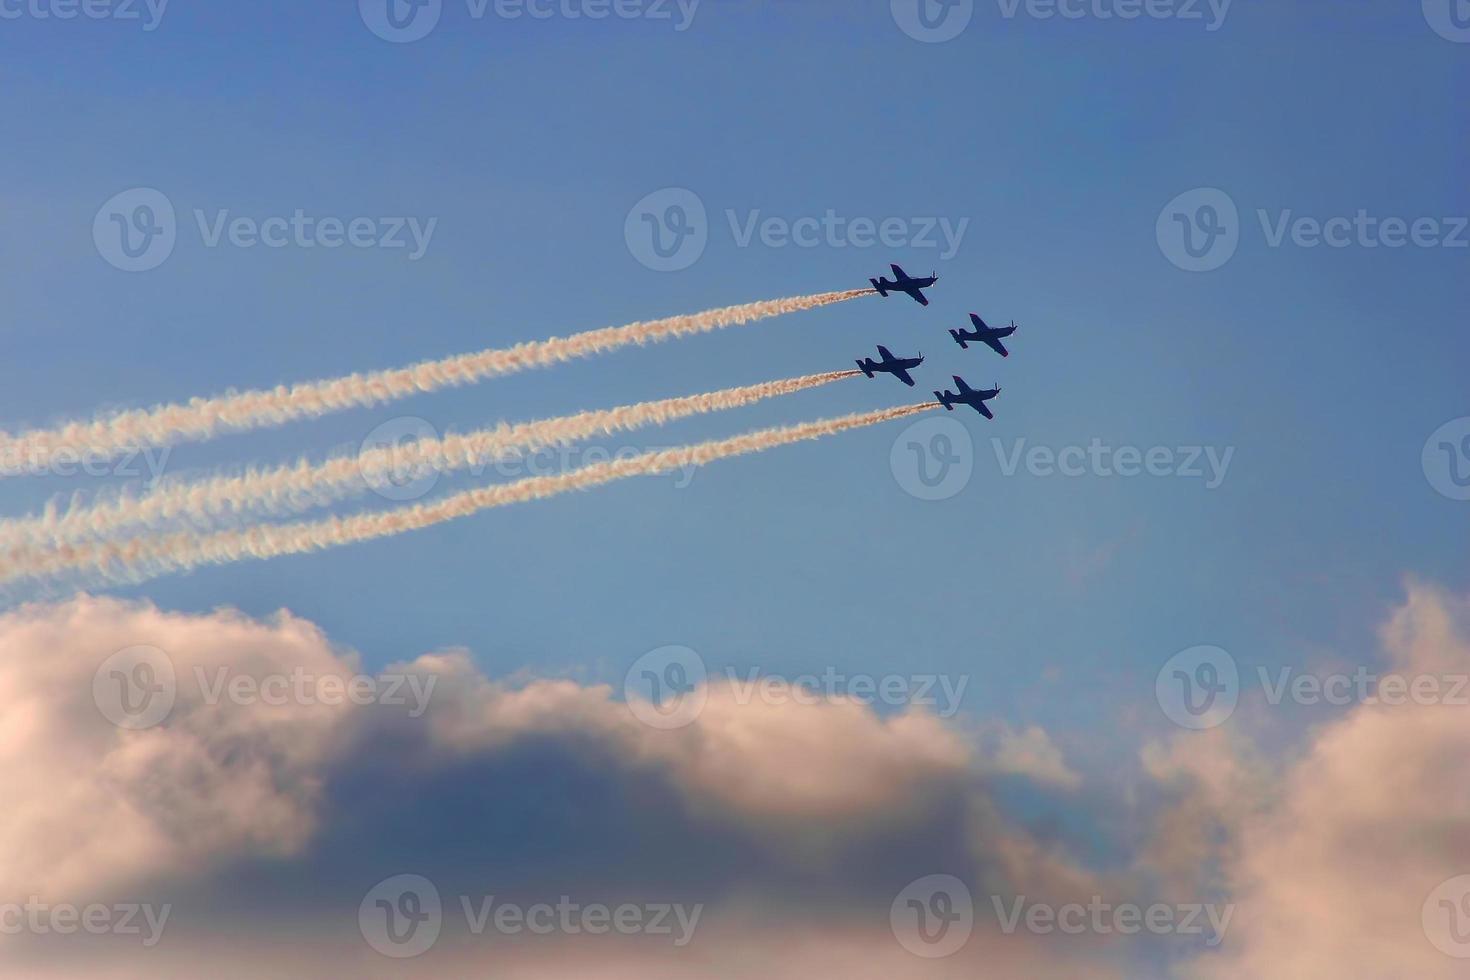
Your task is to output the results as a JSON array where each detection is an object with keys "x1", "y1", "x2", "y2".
[
  {"x1": 0, "y1": 289, "x2": 871, "y2": 477},
  {"x1": 4, "y1": 403, "x2": 936, "y2": 587},
  {"x1": 0, "y1": 370, "x2": 859, "y2": 554}
]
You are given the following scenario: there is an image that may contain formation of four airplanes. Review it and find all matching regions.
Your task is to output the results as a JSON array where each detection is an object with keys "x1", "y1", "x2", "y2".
[{"x1": 857, "y1": 263, "x2": 1012, "y2": 420}]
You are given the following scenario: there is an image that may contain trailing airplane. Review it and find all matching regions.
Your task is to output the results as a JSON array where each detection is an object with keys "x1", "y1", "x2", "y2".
[
  {"x1": 856, "y1": 345, "x2": 925, "y2": 387},
  {"x1": 869, "y1": 264, "x2": 938, "y2": 306},
  {"x1": 935, "y1": 376, "x2": 1001, "y2": 419},
  {"x1": 950, "y1": 314, "x2": 1017, "y2": 358}
]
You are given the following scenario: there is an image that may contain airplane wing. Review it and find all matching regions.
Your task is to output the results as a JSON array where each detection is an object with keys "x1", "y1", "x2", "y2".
[
  {"x1": 890, "y1": 263, "x2": 907, "y2": 280},
  {"x1": 877, "y1": 345, "x2": 893, "y2": 359},
  {"x1": 973, "y1": 401, "x2": 994, "y2": 420},
  {"x1": 904, "y1": 287, "x2": 930, "y2": 306},
  {"x1": 982, "y1": 336, "x2": 1010, "y2": 357},
  {"x1": 970, "y1": 313, "x2": 990, "y2": 330},
  {"x1": 891, "y1": 367, "x2": 916, "y2": 387}
]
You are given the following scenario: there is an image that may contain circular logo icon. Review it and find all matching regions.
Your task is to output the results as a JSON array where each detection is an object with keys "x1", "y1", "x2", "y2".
[
  {"x1": 360, "y1": 417, "x2": 443, "y2": 502},
  {"x1": 93, "y1": 188, "x2": 176, "y2": 273},
  {"x1": 1423, "y1": 0, "x2": 1470, "y2": 42},
  {"x1": 93, "y1": 645, "x2": 177, "y2": 730},
  {"x1": 891, "y1": 0, "x2": 974, "y2": 43},
  {"x1": 890, "y1": 874, "x2": 974, "y2": 958},
  {"x1": 1156, "y1": 188, "x2": 1240, "y2": 272},
  {"x1": 890, "y1": 416, "x2": 974, "y2": 501},
  {"x1": 359, "y1": 0, "x2": 442, "y2": 43},
  {"x1": 1156, "y1": 645, "x2": 1239, "y2": 730},
  {"x1": 625, "y1": 188, "x2": 708, "y2": 272},
  {"x1": 624, "y1": 645, "x2": 708, "y2": 730},
  {"x1": 360, "y1": 874, "x2": 442, "y2": 958},
  {"x1": 1423, "y1": 875, "x2": 1470, "y2": 958},
  {"x1": 1423, "y1": 417, "x2": 1470, "y2": 501}
]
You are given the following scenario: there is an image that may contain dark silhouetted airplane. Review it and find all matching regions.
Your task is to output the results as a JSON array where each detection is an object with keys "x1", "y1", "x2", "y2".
[
  {"x1": 950, "y1": 314, "x2": 1017, "y2": 358},
  {"x1": 857, "y1": 345, "x2": 924, "y2": 387},
  {"x1": 935, "y1": 376, "x2": 1001, "y2": 419},
  {"x1": 869, "y1": 264, "x2": 938, "y2": 306}
]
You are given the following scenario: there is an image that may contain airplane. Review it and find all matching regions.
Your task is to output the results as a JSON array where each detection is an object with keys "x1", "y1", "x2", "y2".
[
  {"x1": 935, "y1": 376, "x2": 1001, "y2": 419},
  {"x1": 869, "y1": 264, "x2": 938, "y2": 306},
  {"x1": 950, "y1": 314, "x2": 1017, "y2": 358},
  {"x1": 856, "y1": 345, "x2": 925, "y2": 387}
]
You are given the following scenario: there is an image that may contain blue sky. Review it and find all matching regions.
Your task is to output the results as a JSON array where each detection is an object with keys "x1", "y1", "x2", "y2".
[{"x1": 1, "y1": 0, "x2": 1466, "y2": 758}]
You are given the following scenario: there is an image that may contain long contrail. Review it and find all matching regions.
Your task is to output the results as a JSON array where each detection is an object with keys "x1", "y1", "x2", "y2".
[
  {"x1": 0, "y1": 370, "x2": 859, "y2": 554},
  {"x1": 0, "y1": 289, "x2": 871, "y2": 477},
  {"x1": 5, "y1": 403, "x2": 936, "y2": 587}
]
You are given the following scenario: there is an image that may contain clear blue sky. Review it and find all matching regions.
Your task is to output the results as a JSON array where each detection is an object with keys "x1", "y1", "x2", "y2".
[{"x1": 1, "y1": 0, "x2": 1465, "y2": 759}]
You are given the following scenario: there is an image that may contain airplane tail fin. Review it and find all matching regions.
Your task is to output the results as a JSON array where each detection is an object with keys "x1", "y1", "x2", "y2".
[
  {"x1": 949, "y1": 329, "x2": 967, "y2": 349},
  {"x1": 869, "y1": 278, "x2": 887, "y2": 297},
  {"x1": 857, "y1": 360, "x2": 874, "y2": 379},
  {"x1": 935, "y1": 391, "x2": 953, "y2": 410}
]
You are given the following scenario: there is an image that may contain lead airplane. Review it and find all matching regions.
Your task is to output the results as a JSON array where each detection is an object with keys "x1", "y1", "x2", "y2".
[
  {"x1": 935, "y1": 376, "x2": 1001, "y2": 419},
  {"x1": 857, "y1": 345, "x2": 924, "y2": 387},
  {"x1": 869, "y1": 264, "x2": 938, "y2": 306},
  {"x1": 950, "y1": 314, "x2": 1017, "y2": 358}
]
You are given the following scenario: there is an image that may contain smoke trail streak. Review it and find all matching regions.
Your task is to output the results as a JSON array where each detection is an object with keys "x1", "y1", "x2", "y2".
[
  {"x1": 0, "y1": 370, "x2": 859, "y2": 554},
  {"x1": 4, "y1": 403, "x2": 936, "y2": 587},
  {"x1": 0, "y1": 289, "x2": 871, "y2": 476}
]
